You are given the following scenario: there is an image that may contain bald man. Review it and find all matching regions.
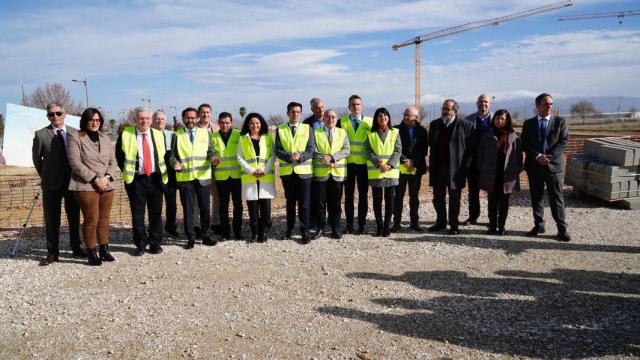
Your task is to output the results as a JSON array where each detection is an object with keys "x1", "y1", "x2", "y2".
[{"x1": 392, "y1": 106, "x2": 429, "y2": 232}]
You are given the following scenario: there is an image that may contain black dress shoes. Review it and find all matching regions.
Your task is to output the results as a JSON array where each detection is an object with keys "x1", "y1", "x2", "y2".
[
  {"x1": 487, "y1": 228, "x2": 498, "y2": 235},
  {"x1": 300, "y1": 232, "x2": 311, "y2": 244},
  {"x1": 390, "y1": 223, "x2": 401, "y2": 232},
  {"x1": 356, "y1": 226, "x2": 366, "y2": 235},
  {"x1": 312, "y1": 229, "x2": 324, "y2": 240},
  {"x1": 281, "y1": 229, "x2": 293, "y2": 240},
  {"x1": 149, "y1": 246, "x2": 163, "y2": 254},
  {"x1": 72, "y1": 247, "x2": 88, "y2": 258},
  {"x1": 183, "y1": 241, "x2": 195, "y2": 250},
  {"x1": 462, "y1": 217, "x2": 478, "y2": 226},
  {"x1": 165, "y1": 230, "x2": 180, "y2": 238},
  {"x1": 497, "y1": 229, "x2": 507, "y2": 236},
  {"x1": 234, "y1": 232, "x2": 244, "y2": 240},
  {"x1": 527, "y1": 225, "x2": 546, "y2": 237},
  {"x1": 556, "y1": 232, "x2": 571, "y2": 242},
  {"x1": 448, "y1": 228, "x2": 460, "y2": 235},
  {"x1": 410, "y1": 224, "x2": 423, "y2": 232},
  {"x1": 331, "y1": 231, "x2": 343, "y2": 240},
  {"x1": 428, "y1": 223, "x2": 447, "y2": 232},
  {"x1": 132, "y1": 247, "x2": 145, "y2": 256},
  {"x1": 202, "y1": 235, "x2": 217, "y2": 246},
  {"x1": 345, "y1": 223, "x2": 354, "y2": 234}
]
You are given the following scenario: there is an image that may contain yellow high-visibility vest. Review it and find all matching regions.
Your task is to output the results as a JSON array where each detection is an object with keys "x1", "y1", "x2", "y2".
[
  {"x1": 277, "y1": 123, "x2": 312, "y2": 176},
  {"x1": 340, "y1": 115, "x2": 373, "y2": 165},
  {"x1": 239, "y1": 133, "x2": 275, "y2": 184},
  {"x1": 175, "y1": 127, "x2": 212, "y2": 182},
  {"x1": 313, "y1": 127, "x2": 347, "y2": 181},
  {"x1": 120, "y1": 126, "x2": 168, "y2": 185},
  {"x1": 367, "y1": 128, "x2": 400, "y2": 180},
  {"x1": 212, "y1": 129, "x2": 241, "y2": 180}
]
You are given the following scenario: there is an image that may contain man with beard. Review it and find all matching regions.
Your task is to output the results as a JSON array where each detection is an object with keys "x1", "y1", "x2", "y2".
[{"x1": 428, "y1": 99, "x2": 473, "y2": 235}]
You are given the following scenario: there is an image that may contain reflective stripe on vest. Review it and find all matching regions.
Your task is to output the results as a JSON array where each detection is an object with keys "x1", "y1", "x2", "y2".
[
  {"x1": 120, "y1": 127, "x2": 168, "y2": 185},
  {"x1": 399, "y1": 161, "x2": 417, "y2": 175},
  {"x1": 212, "y1": 129, "x2": 241, "y2": 180},
  {"x1": 313, "y1": 127, "x2": 347, "y2": 181},
  {"x1": 340, "y1": 116, "x2": 373, "y2": 165},
  {"x1": 367, "y1": 128, "x2": 400, "y2": 180},
  {"x1": 277, "y1": 123, "x2": 312, "y2": 176},
  {"x1": 239, "y1": 133, "x2": 275, "y2": 184},
  {"x1": 175, "y1": 127, "x2": 212, "y2": 182}
]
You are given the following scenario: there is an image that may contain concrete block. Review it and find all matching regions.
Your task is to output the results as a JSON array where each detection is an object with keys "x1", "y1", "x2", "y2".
[
  {"x1": 620, "y1": 181, "x2": 630, "y2": 198},
  {"x1": 617, "y1": 197, "x2": 640, "y2": 210},
  {"x1": 599, "y1": 145, "x2": 635, "y2": 166},
  {"x1": 628, "y1": 181, "x2": 638, "y2": 197}
]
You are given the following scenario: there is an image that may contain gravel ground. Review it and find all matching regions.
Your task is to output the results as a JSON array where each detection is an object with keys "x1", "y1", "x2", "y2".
[{"x1": 1, "y1": 190, "x2": 639, "y2": 359}]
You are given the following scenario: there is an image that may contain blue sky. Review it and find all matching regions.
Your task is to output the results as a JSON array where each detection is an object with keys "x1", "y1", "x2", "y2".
[{"x1": 1, "y1": 0, "x2": 639, "y2": 120}]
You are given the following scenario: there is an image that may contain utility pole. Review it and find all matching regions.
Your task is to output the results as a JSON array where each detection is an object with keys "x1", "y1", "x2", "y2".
[{"x1": 20, "y1": 82, "x2": 27, "y2": 105}]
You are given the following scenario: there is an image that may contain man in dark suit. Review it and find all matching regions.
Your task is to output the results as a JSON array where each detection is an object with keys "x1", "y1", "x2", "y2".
[
  {"x1": 152, "y1": 110, "x2": 179, "y2": 238},
  {"x1": 392, "y1": 106, "x2": 428, "y2": 232},
  {"x1": 463, "y1": 94, "x2": 493, "y2": 225},
  {"x1": 32, "y1": 103, "x2": 83, "y2": 264},
  {"x1": 116, "y1": 107, "x2": 169, "y2": 256},
  {"x1": 428, "y1": 99, "x2": 474, "y2": 235},
  {"x1": 521, "y1": 93, "x2": 571, "y2": 241},
  {"x1": 303, "y1": 97, "x2": 325, "y2": 230}
]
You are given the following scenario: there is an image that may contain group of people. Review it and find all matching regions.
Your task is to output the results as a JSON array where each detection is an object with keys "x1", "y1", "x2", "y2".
[{"x1": 32, "y1": 92, "x2": 571, "y2": 266}]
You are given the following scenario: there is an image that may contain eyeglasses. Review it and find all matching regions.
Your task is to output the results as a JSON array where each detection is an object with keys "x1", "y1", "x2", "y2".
[{"x1": 47, "y1": 111, "x2": 64, "y2": 118}]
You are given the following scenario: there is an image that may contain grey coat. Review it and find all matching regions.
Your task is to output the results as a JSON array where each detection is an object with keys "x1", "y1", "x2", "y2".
[
  {"x1": 67, "y1": 131, "x2": 119, "y2": 192},
  {"x1": 476, "y1": 129, "x2": 522, "y2": 194},
  {"x1": 428, "y1": 117, "x2": 474, "y2": 190},
  {"x1": 32, "y1": 124, "x2": 77, "y2": 190},
  {"x1": 365, "y1": 128, "x2": 402, "y2": 188}
]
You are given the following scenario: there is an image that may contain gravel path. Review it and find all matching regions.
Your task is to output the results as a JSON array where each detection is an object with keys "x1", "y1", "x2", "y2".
[{"x1": 1, "y1": 191, "x2": 639, "y2": 359}]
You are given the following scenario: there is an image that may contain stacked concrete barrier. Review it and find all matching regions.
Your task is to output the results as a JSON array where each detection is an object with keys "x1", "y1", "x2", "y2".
[{"x1": 565, "y1": 138, "x2": 640, "y2": 209}]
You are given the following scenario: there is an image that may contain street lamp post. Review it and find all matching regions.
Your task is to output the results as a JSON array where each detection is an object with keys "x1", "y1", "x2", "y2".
[
  {"x1": 168, "y1": 106, "x2": 178, "y2": 127},
  {"x1": 72, "y1": 78, "x2": 89, "y2": 108},
  {"x1": 20, "y1": 81, "x2": 28, "y2": 105}
]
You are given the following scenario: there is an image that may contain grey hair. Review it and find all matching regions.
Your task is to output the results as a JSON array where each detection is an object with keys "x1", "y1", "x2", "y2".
[
  {"x1": 134, "y1": 107, "x2": 151, "y2": 119},
  {"x1": 152, "y1": 109, "x2": 166, "y2": 120},
  {"x1": 443, "y1": 99, "x2": 459, "y2": 112},
  {"x1": 310, "y1": 97, "x2": 323, "y2": 107},
  {"x1": 46, "y1": 103, "x2": 64, "y2": 112}
]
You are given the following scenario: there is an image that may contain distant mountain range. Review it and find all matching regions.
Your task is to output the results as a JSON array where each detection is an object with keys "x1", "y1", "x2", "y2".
[{"x1": 342, "y1": 96, "x2": 640, "y2": 124}]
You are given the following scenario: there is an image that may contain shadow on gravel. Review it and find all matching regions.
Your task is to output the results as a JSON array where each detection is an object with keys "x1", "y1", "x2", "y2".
[
  {"x1": 319, "y1": 269, "x2": 640, "y2": 358},
  {"x1": 392, "y1": 233, "x2": 640, "y2": 256}
]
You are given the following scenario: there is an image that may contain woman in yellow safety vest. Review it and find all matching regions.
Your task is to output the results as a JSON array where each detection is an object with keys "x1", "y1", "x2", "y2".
[
  {"x1": 365, "y1": 107, "x2": 402, "y2": 237},
  {"x1": 237, "y1": 113, "x2": 276, "y2": 242}
]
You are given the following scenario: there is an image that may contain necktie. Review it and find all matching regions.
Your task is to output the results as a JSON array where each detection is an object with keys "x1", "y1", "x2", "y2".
[
  {"x1": 142, "y1": 133, "x2": 152, "y2": 176},
  {"x1": 189, "y1": 130, "x2": 194, "y2": 144},
  {"x1": 353, "y1": 118, "x2": 359, "y2": 132},
  {"x1": 291, "y1": 125, "x2": 297, "y2": 136},
  {"x1": 56, "y1": 129, "x2": 67, "y2": 160},
  {"x1": 327, "y1": 129, "x2": 333, "y2": 146},
  {"x1": 539, "y1": 119, "x2": 547, "y2": 153}
]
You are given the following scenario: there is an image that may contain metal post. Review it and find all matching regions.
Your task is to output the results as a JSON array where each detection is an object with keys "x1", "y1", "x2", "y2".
[{"x1": 11, "y1": 189, "x2": 41, "y2": 257}]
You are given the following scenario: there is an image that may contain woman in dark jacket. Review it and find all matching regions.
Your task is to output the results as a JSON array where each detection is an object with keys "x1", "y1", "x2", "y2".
[{"x1": 476, "y1": 109, "x2": 522, "y2": 235}]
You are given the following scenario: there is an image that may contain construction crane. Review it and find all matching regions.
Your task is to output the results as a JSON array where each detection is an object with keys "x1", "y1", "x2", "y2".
[
  {"x1": 559, "y1": 10, "x2": 640, "y2": 24},
  {"x1": 393, "y1": 0, "x2": 573, "y2": 110}
]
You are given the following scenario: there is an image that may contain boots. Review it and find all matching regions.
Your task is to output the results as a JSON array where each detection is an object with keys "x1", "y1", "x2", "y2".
[
  {"x1": 87, "y1": 248, "x2": 102, "y2": 266},
  {"x1": 99, "y1": 244, "x2": 116, "y2": 262},
  {"x1": 249, "y1": 222, "x2": 258, "y2": 243},
  {"x1": 257, "y1": 223, "x2": 267, "y2": 243}
]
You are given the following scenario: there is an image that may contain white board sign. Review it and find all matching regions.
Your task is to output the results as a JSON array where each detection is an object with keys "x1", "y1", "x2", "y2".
[{"x1": 3, "y1": 103, "x2": 80, "y2": 167}]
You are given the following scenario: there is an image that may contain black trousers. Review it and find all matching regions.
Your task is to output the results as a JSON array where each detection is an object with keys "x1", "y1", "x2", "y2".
[
  {"x1": 527, "y1": 171, "x2": 567, "y2": 232},
  {"x1": 163, "y1": 180, "x2": 177, "y2": 233},
  {"x1": 432, "y1": 184, "x2": 462, "y2": 229},
  {"x1": 179, "y1": 180, "x2": 211, "y2": 241},
  {"x1": 393, "y1": 173, "x2": 422, "y2": 226},
  {"x1": 247, "y1": 199, "x2": 270, "y2": 234},
  {"x1": 372, "y1": 186, "x2": 395, "y2": 226},
  {"x1": 42, "y1": 186, "x2": 81, "y2": 256},
  {"x1": 281, "y1": 174, "x2": 312, "y2": 233},
  {"x1": 487, "y1": 191, "x2": 510, "y2": 230},
  {"x1": 313, "y1": 178, "x2": 343, "y2": 232},
  {"x1": 125, "y1": 173, "x2": 164, "y2": 250},
  {"x1": 466, "y1": 165, "x2": 481, "y2": 220},
  {"x1": 344, "y1": 163, "x2": 368, "y2": 227},
  {"x1": 216, "y1": 178, "x2": 243, "y2": 235}
]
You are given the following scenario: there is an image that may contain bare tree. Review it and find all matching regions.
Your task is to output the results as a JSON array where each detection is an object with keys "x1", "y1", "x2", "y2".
[
  {"x1": 24, "y1": 82, "x2": 84, "y2": 115},
  {"x1": 267, "y1": 114, "x2": 286, "y2": 127},
  {"x1": 628, "y1": 106, "x2": 638, "y2": 113},
  {"x1": 570, "y1": 100, "x2": 598, "y2": 123}
]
